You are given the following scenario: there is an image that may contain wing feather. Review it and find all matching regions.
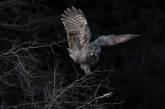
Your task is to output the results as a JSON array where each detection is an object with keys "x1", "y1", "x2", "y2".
[
  {"x1": 61, "y1": 7, "x2": 91, "y2": 51},
  {"x1": 93, "y1": 34, "x2": 140, "y2": 47}
]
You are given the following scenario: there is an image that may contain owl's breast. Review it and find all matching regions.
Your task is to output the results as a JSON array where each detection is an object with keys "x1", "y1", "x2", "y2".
[
  {"x1": 87, "y1": 55, "x2": 100, "y2": 65},
  {"x1": 79, "y1": 53, "x2": 99, "y2": 65}
]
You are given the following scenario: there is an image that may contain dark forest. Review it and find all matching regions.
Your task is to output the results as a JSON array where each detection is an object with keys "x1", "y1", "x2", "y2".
[{"x1": 0, "y1": 0, "x2": 165, "y2": 109}]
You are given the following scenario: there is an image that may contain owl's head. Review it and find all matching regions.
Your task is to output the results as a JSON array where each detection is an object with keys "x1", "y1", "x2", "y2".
[
  {"x1": 86, "y1": 43, "x2": 101, "y2": 64},
  {"x1": 88, "y1": 44, "x2": 101, "y2": 56}
]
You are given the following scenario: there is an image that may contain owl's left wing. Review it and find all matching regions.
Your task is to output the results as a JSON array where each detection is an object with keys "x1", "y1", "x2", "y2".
[
  {"x1": 61, "y1": 7, "x2": 91, "y2": 51},
  {"x1": 93, "y1": 34, "x2": 140, "y2": 47}
]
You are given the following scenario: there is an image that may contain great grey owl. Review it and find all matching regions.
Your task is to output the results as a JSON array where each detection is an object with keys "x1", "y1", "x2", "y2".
[{"x1": 61, "y1": 7, "x2": 139, "y2": 75}]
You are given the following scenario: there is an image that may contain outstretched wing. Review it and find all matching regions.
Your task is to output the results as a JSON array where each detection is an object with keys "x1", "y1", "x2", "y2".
[
  {"x1": 61, "y1": 7, "x2": 91, "y2": 51},
  {"x1": 93, "y1": 34, "x2": 140, "y2": 47}
]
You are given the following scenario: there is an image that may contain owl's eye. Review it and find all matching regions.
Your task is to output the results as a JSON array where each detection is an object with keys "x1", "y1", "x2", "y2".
[{"x1": 94, "y1": 48, "x2": 101, "y2": 55}]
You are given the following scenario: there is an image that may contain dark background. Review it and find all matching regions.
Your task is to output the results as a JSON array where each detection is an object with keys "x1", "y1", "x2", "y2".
[{"x1": 0, "y1": 0, "x2": 165, "y2": 109}]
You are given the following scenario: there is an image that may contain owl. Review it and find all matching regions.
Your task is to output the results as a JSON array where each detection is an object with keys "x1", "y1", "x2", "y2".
[{"x1": 61, "y1": 7, "x2": 139, "y2": 75}]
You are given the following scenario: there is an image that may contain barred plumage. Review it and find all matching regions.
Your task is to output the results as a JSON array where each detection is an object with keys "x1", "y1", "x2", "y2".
[
  {"x1": 61, "y1": 7, "x2": 140, "y2": 75},
  {"x1": 61, "y1": 7, "x2": 91, "y2": 51}
]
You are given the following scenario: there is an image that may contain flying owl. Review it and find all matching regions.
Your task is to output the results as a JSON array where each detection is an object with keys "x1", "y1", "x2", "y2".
[{"x1": 61, "y1": 7, "x2": 139, "y2": 75}]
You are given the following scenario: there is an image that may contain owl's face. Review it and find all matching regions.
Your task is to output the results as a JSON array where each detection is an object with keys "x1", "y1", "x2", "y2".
[
  {"x1": 88, "y1": 44, "x2": 101, "y2": 56},
  {"x1": 86, "y1": 43, "x2": 101, "y2": 64}
]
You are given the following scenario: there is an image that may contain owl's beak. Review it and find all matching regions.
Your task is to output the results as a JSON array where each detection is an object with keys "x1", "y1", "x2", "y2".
[{"x1": 90, "y1": 53, "x2": 94, "y2": 56}]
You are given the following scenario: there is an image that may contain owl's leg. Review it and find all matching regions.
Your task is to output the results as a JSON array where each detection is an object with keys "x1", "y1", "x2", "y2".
[{"x1": 80, "y1": 64, "x2": 92, "y2": 75}]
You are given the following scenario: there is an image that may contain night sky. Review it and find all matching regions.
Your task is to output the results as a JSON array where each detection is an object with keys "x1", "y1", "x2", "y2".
[{"x1": 0, "y1": 0, "x2": 165, "y2": 109}]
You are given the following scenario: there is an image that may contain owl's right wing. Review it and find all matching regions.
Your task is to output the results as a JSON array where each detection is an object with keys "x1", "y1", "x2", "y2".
[
  {"x1": 93, "y1": 34, "x2": 140, "y2": 47},
  {"x1": 61, "y1": 7, "x2": 91, "y2": 51}
]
